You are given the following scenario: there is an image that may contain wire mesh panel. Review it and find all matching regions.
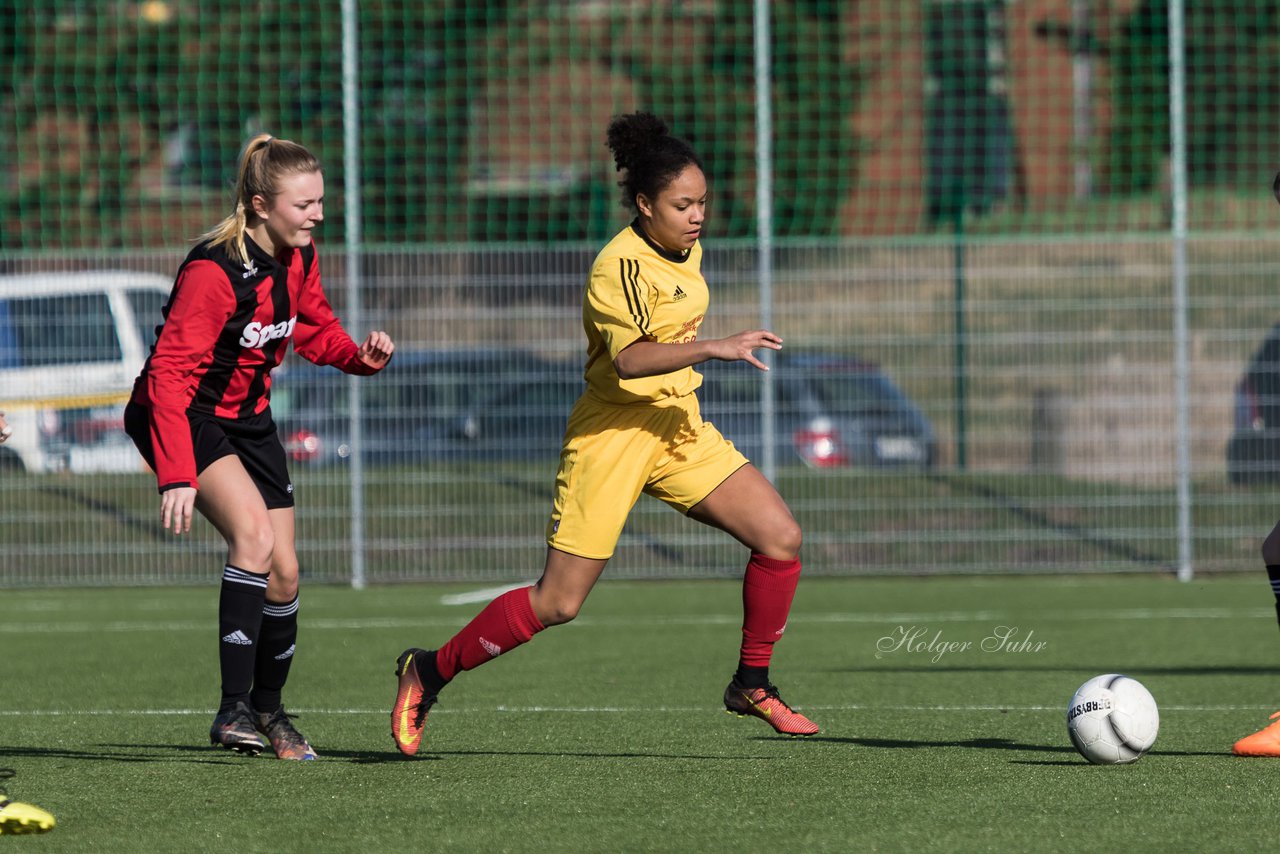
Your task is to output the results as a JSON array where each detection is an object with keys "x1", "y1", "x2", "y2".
[{"x1": 2, "y1": 2, "x2": 1280, "y2": 586}]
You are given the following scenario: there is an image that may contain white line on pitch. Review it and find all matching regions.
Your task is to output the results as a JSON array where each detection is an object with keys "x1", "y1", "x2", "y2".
[
  {"x1": 439, "y1": 582, "x2": 531, "y2": 606},
  {"x1": 0, "y1": 606, "x2": 1272, "y2": 634}
]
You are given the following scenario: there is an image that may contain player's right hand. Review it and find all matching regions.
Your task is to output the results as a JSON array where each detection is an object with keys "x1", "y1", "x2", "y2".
[
  {"x1": 357, "y1": 330, "x2": 395, "y2": 370},
  {"x1": 161, "y1": 486, "x2": 198, "y2": 535}
]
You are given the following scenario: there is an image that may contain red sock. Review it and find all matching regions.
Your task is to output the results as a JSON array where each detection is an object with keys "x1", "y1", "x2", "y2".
[
  {"x1": 740, "y1": 553, "x2": 802, "y2": 667},
  {"x1": 436, "y1": 586, "x2": 545, "y2": 682}
]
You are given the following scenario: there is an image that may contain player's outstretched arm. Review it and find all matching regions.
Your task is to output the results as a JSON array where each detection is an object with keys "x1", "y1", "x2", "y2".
[
  {"x1": 614, "y1": 329, "x2": 781, "y2": 379},
  {"x1": 701, "y1": 329, "x2": 783, "y2": 371},
  {"x1": 356, "y1": 331, "x2": 395, "y2": 370}
]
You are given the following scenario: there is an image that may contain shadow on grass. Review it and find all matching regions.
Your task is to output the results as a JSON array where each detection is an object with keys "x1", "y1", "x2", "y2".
[
  {"x1": 784, "y1": 735, "x2": 1074, "y2": 753},
  {"x1": 5, "y1": 743, "x2": 761, "y2": 765},
  {"x1": 428, "y1": 748, "x2": 779, "y2": 761},
  {"x1": 2, "y1": 743, "x2": 419, "y2": 765},
  {"x1": 790, "y1": 735, "x2": 1229, "y2": 761},
  {"x1": 1011, "y1": 748, "x2": 1230, "y2": 765},
  {"x1": 0, "y1": 744, "x2": 240, "y2": 765},
  {"x1": 152, "y1": 744, "x2": 415, "y2": 764}
]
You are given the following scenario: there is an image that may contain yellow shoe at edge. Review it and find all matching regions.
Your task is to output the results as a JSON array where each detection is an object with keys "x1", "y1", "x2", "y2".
[{"x1": 0, "y1": 770, "x2": 54, "y2": 836}]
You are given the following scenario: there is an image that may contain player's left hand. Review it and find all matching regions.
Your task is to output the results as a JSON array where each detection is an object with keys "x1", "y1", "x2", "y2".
[
  {"x1": 357, "y1": 331, "x2": 395, "y2": 369},
  {"x1": 711, "y1": 329, "x2": 783, "y2": 371}
]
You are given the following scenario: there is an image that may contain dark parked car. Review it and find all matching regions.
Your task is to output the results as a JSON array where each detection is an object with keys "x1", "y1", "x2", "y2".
[
  {"x1": 698, "y1": 352, "x2": 936, "y2": 469},
  {"x1": 272, "y1": 348, "x2": 581, "y2": 466},
  {"x1": 1228, "y1": 322, "x2": 1280, "y2": 484}
]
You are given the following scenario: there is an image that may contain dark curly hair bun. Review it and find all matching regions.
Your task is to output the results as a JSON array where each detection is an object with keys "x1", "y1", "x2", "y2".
[
  {"x1": 606, "y1": 112, "x2": 670, "y2": 173},
  {"x1": 605, "y1": 112, "x2": 702, "y2": 212}
]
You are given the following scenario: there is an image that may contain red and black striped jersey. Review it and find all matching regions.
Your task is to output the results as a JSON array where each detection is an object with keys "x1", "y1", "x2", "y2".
[{"x1": 131, "y1": 234, "x2": 378, "y2": 491}]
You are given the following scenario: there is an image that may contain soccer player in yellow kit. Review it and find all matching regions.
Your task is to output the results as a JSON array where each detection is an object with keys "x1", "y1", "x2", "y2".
[
  {"x1": 1231, "y1": 172, "x2": 1280, "y2": 758},
  {"x1": 391, "y1": 112, "x2": 818, "y2": 755}
]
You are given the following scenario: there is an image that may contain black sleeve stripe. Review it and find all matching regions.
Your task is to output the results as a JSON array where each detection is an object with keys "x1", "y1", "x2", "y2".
[
  {"x1": 620, "y1": 258, "x2": 650, "y2": 333},
  {"x1": 618, "y1": 259, "x2": 639, "y2": 327},
  {"x1": 635, "y1": 260, "x2": 651, "y2": 329}
]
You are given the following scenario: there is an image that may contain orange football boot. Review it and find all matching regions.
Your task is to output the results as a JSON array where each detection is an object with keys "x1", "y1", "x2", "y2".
[
  {"x1": 1233, "y1": 711, "x2": 1280, "y2": 756},
  {"x1": 392, "y1": 648, "x2": 438, "y2": 756},
  {"x1": 724, "y1": 681, "x2": 820, "y2": 736}
]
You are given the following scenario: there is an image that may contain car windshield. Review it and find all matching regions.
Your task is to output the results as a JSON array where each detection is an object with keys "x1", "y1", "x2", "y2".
[
  {"x1": 703, "y1": 362, "x2": 910, "y2": 416},
  {"x1": 282, "y1": 369, "x2": 495, "y2": 418},
  {"x1": 0, "y1": 293, "x2": 122, "y2": 367},
  {"x1": 803, "y1": 370, "x2": 911, "y2": 415},
  {"x1": 273, "y1": 356, "x2": 565, "y2": 422}
]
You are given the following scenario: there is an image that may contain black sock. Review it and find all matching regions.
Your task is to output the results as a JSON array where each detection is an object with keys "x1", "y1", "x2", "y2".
[
  {"x1": 416, "y1": 649, "x2": 447, "y2": 697},
  {"x1": 217, "y1": 565, "x2": 269, "y2": 712},
  {"x1": 250, "y1": 595, "x2": 299, "y2": 715},
  {"x1": 1268, "y1": 565, "x2": 1280, "y2": 629},
  {"x1": 733, "y1": 663, "x2": 770, "y2": 690}
]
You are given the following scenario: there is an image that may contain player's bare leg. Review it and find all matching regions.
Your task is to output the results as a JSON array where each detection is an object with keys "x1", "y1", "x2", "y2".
[
  {"x1": 394, "y1": 549, "x2": 607, "y2": 755},
  {"x1": 528, "y1": 549, "x2": 609, "y2": 626},
  {"x1": 195, "y1": 456, "x2": 275, "y2": 755}
]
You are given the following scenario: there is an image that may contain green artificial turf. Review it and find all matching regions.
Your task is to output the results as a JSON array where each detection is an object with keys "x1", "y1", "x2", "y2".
[{"x1": 3, "y1": 574, "x2": 1279, "y2": 852}]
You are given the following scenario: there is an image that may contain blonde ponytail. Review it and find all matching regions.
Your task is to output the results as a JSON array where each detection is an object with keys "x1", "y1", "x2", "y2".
[{"x1": 199, "y1": 134, "x2": 321, "y2": 265}]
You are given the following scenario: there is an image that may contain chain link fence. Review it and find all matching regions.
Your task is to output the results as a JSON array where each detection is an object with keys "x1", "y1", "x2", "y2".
[{"x1": 2, "y1": 2, "x2": 1278, "y2": 585}]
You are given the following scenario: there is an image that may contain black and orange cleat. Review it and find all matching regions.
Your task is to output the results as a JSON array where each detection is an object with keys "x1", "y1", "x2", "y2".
[
  {"x1": 724, "y1": 680, "x2": 820, "y2": 737},
  {"x1": 392, "y1": 648, "x2": 439, "y2": 756},
  {"x1": 209, "y1": 700, "x2": 266, "y2": 756},
  {"x1": 256, "y1": 707, "x2": 318, "y2": 761}
]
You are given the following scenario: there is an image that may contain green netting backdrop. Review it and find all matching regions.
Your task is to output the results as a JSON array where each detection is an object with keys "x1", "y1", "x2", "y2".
[{"x1": 4, "y1": 1, "x2": 1280, "y2": 586}]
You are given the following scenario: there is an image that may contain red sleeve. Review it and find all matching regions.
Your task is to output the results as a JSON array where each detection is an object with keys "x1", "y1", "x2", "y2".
[
  {"x1": 146, "y1": 261, "x2": 235, "y2": 491},
  {"x1": 292, "y1": 250, "x2": 381, "y2": 376}
]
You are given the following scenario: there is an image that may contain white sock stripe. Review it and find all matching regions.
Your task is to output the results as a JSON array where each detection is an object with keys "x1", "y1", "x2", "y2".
[
  {"x1": 222, "y1": 566, "x2": 269, "y2": 589},
  {"x1": 223, "y1": 576, "x2": 268, "y2": 590},
  {"x1": 263, "y1": 598, "x2": 299, "y2": 617}
]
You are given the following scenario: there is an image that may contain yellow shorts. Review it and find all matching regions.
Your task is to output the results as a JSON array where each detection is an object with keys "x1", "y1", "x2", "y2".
[{"x1": 546, "y1": 391, "x2": 749, "y2": 560}]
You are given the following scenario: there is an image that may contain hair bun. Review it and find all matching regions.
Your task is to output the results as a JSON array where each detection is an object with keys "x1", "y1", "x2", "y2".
[{"x1": 606, "y1": 112, "x2": 671, "y2": 172}]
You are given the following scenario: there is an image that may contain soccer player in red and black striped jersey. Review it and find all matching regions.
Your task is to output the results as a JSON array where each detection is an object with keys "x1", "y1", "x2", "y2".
[{"x1": 125, "y1": 134, "x2": 394, "y2": 760}]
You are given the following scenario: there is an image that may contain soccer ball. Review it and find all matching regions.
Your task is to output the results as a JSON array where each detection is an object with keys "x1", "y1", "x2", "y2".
[{"x1": 1065, "y1": 674, "x2": 1159, "y2": 764}]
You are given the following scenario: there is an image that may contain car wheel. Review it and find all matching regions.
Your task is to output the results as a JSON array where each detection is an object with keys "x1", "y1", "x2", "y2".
[{"x1": 0, "y1": 448, "x2": 25, "y2": 473}]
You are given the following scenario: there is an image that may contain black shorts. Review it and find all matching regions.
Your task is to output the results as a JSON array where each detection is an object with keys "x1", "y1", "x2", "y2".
[{"x1": 124, "y1": 401, "x2": 295, "y2": 509}]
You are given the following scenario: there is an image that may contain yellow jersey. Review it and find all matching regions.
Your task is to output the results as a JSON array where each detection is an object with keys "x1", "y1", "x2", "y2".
[{"x1": 582, "y1": 220, "x2": 708, "y2": 405}]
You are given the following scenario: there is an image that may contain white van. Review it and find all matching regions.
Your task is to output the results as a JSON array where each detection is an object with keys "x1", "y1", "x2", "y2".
[{"x1": 0, "y1": 271, "x2": 172, "y2": 473}]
